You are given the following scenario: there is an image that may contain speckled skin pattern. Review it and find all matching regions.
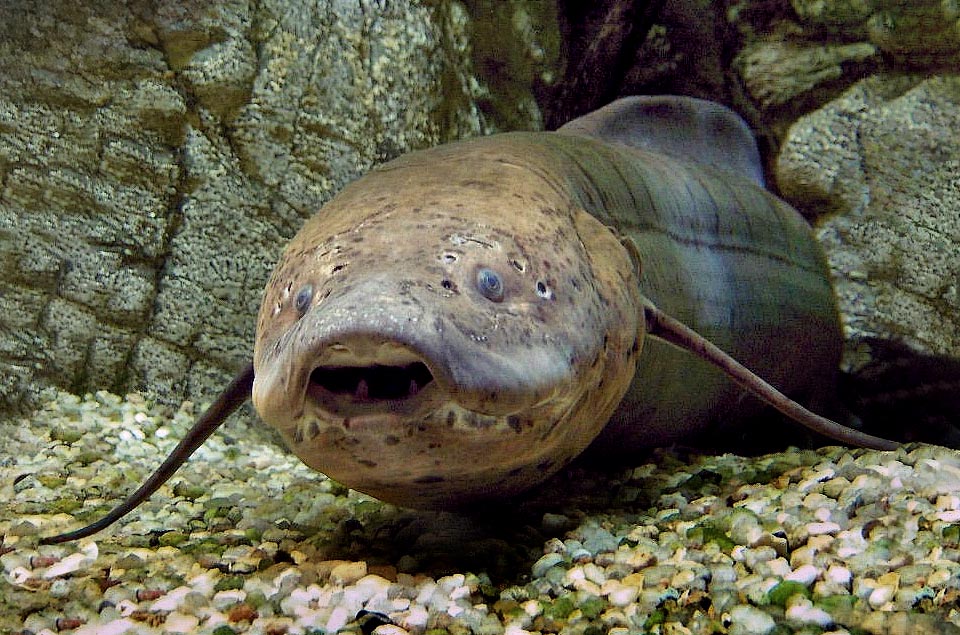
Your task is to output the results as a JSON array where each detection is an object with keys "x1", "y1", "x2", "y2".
[{"x1": 253, "y1": 126, "x2": 840, "y2": 509}]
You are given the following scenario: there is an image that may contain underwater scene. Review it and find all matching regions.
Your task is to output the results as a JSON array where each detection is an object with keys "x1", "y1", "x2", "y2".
[{"x1": 2, "y1": 1, "x2": 959, "y2": 634}]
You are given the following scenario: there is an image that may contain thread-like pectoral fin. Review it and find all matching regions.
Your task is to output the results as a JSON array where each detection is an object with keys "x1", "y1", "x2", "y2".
[
  {"x1": 38, "y1": 363, "x2": 256, "y2": 545},
  {"x1": 642, "y1": 302, "x2": 899, "y2": 451}
]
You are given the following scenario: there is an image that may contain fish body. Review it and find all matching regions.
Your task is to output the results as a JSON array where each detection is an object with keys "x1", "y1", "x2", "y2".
[{"x1": 252, "y1": 97, "x2": 841, "y2": 508}]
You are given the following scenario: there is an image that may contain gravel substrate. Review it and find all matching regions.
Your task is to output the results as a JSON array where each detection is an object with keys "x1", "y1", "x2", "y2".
[{"x1": 4, "y1": 390, "x2": 960, "y2": 634}]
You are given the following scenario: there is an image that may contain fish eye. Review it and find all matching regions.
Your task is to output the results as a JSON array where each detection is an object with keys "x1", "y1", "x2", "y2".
[
  {"x1": 476, "y1": 268, "x2": 504, "y2": 302},
  {"x1": 295, "y1": 284, "x2": 314, "y2": 317}
]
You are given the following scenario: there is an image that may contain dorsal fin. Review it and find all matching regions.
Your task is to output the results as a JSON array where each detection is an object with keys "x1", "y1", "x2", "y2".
[{"x1": 557, "y1": 96, "x2": 766, "y2": 186}]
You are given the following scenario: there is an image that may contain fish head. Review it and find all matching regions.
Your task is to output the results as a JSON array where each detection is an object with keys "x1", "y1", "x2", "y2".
[{"x1": 252, "y1": 139, "x2": 644, "y2": 508}]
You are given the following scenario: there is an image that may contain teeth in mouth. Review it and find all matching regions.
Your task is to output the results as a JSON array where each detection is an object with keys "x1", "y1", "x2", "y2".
[
  {"x1": 310, "y1": 361, "x2": 434, "y2": 401},
  {"x1": 355, "y1": 379, "x2": 369, "y2": 400}
]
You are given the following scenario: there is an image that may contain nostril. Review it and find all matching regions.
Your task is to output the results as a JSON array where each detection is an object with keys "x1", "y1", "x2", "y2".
[{"x1": 310, "y1": 362, "x2": 434, "y2": 400}]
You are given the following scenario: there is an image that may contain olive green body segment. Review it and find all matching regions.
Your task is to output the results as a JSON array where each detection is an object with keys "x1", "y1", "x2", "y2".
[{"x1": 537, "y1": 131, "x2": 842, "y2": 451}]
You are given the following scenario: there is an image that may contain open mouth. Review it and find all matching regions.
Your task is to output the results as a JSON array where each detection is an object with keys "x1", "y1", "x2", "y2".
[{"x1": 309, "y1": 361, "x2": 435, "y2": 403}]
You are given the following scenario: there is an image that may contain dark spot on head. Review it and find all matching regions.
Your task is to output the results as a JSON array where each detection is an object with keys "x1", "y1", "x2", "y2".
[
  {"x1": 295, "y1": 284, "x2": 314, "y2": 317},
  {"x1": 441, "y1": 279, "x2": 456, "y2": 292},
  {"x1": 307, "y1": 420, "x2": 320, "y2": 439},
  {"x1": 446, "y1": 411, "x2": 456, "y2": 426},
  {"x1": 507, "y1": 415, "x2": 522, "y2": 433},
  {"x1": 331, "y1": 264, "x2": 346, "y2": 274},
  {"x1": 511, "y1": 259, "x2": 525, "y2": 272}
]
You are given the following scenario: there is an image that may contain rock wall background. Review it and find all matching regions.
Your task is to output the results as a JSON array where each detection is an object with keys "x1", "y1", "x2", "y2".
[
  {"x1": 0, "y1": 0, "x2": 556, "y2": 410},
  {"x1": 1, "y1": 0, "x2": 958, "y2": 437}
]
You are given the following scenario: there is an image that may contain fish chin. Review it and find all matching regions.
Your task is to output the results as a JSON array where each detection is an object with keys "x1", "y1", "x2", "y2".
[{"x1": 279, "y1": 395, "x2": 595, "y2": 509}]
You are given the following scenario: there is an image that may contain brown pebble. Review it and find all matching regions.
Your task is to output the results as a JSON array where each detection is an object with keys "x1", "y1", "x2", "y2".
[
  {"x1": 30, "y1": 555, "x2": 59, "y2": 568},
  {"x1": 56, "y1": 618, "x2": 84, "y2": 630},
  {"x1": 228, "y1": 603, "x2": 259, "y2": 622}
]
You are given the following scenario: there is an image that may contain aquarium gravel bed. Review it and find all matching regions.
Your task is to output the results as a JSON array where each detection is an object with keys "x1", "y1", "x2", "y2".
[{"x1": 3, "y1": 391, "x2": 960, "y2": 635}]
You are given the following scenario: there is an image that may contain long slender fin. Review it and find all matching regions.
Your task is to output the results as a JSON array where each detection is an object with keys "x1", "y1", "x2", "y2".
[
  {"x1": 39, "y1": 363, "x2": 255, "y2": 545},
  {"x1": 642, "y1": 303, "x2": 899, "y2": 451},
  {"x1": 557, "y1": 95, "x2": 766, "y2": 186}
]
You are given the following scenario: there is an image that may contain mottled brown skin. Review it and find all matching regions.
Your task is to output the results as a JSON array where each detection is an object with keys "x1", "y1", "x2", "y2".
[
  {"x1": 252, "y1": 136, "x2": 643, "y2": 507},
  {"x1": 252, "y1": 107, "x2": 840, "y2": 508}
]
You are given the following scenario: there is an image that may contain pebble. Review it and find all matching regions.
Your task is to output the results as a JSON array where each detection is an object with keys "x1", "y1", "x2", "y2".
[
  {"x1": 7, "y1": 391, "x2": 960, "y2": 633},
  {"x1": 729, "y1": 605, "x2": 776, "y2": 635}
]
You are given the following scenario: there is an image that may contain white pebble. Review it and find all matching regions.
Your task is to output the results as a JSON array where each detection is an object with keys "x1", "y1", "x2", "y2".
[
  {"x1": 786, "y1": 564, "x2": 819, "y2": 586},
  {"x1": 73, "y1": 618, "x2": 137, "y2": 635},
  {"x1": 150, "y1": 587, "x2": 192, "y2": 612},
  {"x1": 42, "y1": 541, "x2": 98, "y2": 579},
  {"x1": 825, "y1": 565, "x2": 851, "y2": 586},
  {"x1": 212, "y1": 589, "x2": 246, "y2": 610},
  {"x1": 8, "y1": 566, "x2": 31, "y2": 585},
  {"x1": 521, "y1": 599, "x2": 541, "y2": 617},
  {"x1": 729, "y1": 604, "x2": 776, "y2": 635},
  {"x1": 164, "y1": 612, "x2": 200, "y2": 633},
  {"x1": 785, "y1": 597, "x2": 834, "y2": 627},
  {"x1": 807, "y1": 522, "x2": 841, "y2": 536},
  {"x1": 325, "y1": 606, "x2": 350, "y2": 633},
  {"x1": 607, "y1": 583, "x2": 639, "y2": 607},
  {"x1": 401, "y1": 605, "x2": 430, "y2": 629}
]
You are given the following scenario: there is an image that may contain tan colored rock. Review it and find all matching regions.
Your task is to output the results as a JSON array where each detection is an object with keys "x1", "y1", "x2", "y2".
[
  {"x1": 0, "y1": 1, "x2": 551, "y2": 410},
  {"x1": 776, "y1": 74, "x2": 960, "y2": 360}
]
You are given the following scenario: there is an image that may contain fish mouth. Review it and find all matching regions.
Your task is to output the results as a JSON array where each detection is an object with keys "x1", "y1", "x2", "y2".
[
  {"x1": 307, "y1": 359, "x2": 436, "y2": 415},
  {"x1": 302, "y1": 342, "x2": 443, "y2": 419}
]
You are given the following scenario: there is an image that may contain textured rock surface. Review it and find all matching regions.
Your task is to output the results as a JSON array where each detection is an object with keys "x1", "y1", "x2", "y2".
[
  {"x1": 3, "y1": 0, "x2": 958, "y2": 415},
  {"x1": 0, "y1": 1, "x2": 557, "y2": 411},
  {"x1": 776, "y1": 75, "x2": 960, "y2": 361}
]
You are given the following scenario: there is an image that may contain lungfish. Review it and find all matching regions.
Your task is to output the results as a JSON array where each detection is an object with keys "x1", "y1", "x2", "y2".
[{"x1": 40, "y1": 96, "x2": 896, "y2": 545}]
